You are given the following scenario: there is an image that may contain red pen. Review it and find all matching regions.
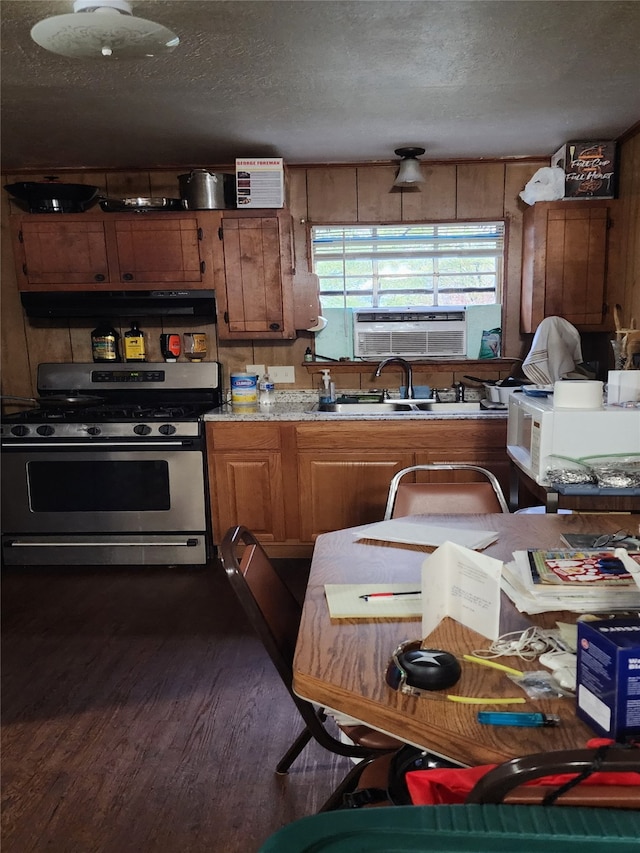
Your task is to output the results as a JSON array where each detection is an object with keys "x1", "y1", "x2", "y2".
[{"x1": 359, "y1": 591, "x2": 421, "y2": 601}]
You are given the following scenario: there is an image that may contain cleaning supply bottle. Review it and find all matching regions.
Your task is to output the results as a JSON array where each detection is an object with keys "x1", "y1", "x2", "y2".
[
  {"x1": 123, "y1": 321, "x2": 146, "y2": 363},
  {"x1": 91, "y1": 322, "x2": 120, "y2": 363},
  {"x1": 319, "y1": 369, "x2": 336, "y2": 404},
  {"x1": 259, "y1": 369, "x2": 276, "y2": 408}
]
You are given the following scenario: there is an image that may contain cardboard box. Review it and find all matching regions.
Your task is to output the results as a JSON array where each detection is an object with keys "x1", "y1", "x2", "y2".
[
  {"x1": 551, "y1": 141, "x2": 616, "y2": 199},
  {"x1": 576, "y1": 618, "x2": 640, "y2": 740},
  {"x1": 236, "y1": 158, "x2": 284, "y2": 208}
]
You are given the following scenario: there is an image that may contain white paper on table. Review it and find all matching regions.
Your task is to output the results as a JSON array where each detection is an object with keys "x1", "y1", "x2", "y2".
[
  {"x1": 354, "y1": 520, "x2": 498, "y2": 551},
  {"x1": 421, "y1": 541, "x2": 502, "y2": 641}
]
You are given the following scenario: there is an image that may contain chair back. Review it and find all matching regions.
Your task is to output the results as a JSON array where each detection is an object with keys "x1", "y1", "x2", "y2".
[
  {"x1": 219, "y1": 525, "x2": 383, "y2": 761},
  {"x1": 220, "y1": 525, "x2": 302, "y2": 691},
  {"x1": 466, "y1": 746, "x2": 640, "y2": 807},
  {"x1": 384, "y1": 464, "x2": 510, "y2": 519}
]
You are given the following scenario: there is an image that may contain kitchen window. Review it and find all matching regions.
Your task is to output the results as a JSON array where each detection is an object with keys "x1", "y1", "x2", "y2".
[{"x1": 312, "y1": 222, "x2": 504, "y2": 310}]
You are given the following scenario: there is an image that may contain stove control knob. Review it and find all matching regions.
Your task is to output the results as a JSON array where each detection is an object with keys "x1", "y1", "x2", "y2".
[
  {"x1": 133, "y1": 424, "x2": 152, "y2": 436},
  {"x1": 36, "y1": 425, "x2": 55, "y2": 436},
  {"x1": 11, "y1": 424, "x2": 30, "y2": 436},
  {"x1": 158, "y1": 424, "x2": 177, "y2": 436},
  {"x1": 86, "y1": 426, "x2": 101, "y2": 436}
]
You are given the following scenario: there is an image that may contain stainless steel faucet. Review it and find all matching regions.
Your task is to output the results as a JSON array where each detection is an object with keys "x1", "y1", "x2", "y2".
[{"x1": 374, "y1": 357, "x2": 414, "y2": 399}]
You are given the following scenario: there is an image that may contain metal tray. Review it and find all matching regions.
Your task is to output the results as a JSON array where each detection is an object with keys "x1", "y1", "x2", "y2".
[{"x1": 99, "y1": 197, "x2": 184, "y2": 212}]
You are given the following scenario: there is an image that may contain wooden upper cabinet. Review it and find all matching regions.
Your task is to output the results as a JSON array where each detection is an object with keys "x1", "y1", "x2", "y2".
[
  {"x1": 12, "y1": 217, "x2": 110, "y2": 287},
  {"x1": 10, "y1": 211, "x2": 220, "y2": 292},
  {"x1": 520, "y1": 200, "x2": 617, "y2": 333},
  {"x1": 215, "y1": 209, "x2": 295, "y2": 340}
]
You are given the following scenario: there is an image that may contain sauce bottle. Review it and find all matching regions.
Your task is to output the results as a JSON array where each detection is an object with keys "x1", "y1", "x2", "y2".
[
  {"x1": 91, "y1": 322, "x2": 120, "y2": 362},
  {"x1": 123, "y1": 321, "x2": 146, "y2": 362}
]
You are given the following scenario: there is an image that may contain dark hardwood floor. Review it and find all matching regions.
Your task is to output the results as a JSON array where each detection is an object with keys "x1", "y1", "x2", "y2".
[{"x1": 1, "y1": 559, "x2": 353, "y2": 853}]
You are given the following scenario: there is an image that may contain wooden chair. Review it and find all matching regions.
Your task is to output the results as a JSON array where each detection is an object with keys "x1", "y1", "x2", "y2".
[
  {"x1": 219, "y1": 525, "x2": 402, "y2": 810},
  {"x1": 466, "y1": 745, "x2": 640, "y2": 808},
  {"x1": 383, "y1": 464, "x2": 510, "y2": 519}
]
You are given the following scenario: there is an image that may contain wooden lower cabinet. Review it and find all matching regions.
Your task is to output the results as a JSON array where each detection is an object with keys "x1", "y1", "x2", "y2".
[
  {"x1": 206, "y1": 422, "x2": 288, "y2": 544},
  {"x1": 298, "y1": 452, "x2": 413, "y2": 540},
  {"x1": 206, "y1": 418, "x2": 508, "y2": 552}
]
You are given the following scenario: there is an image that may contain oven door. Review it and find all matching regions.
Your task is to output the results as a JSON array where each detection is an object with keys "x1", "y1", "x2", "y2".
[{"x1": 1, "y1": 442, "x2": 208, "y2": 565}]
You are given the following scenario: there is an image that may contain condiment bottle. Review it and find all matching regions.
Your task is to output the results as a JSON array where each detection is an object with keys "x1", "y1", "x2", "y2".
[
  {"x1": 123, "y1": 321, "x2": 146, "y2": 362},
  {"x1": 91, "y1": 322, "x2": 120, "y2": 363}
]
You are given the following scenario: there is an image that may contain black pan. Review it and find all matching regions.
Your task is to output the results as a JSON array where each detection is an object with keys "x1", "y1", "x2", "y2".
[{"x1": 1, "y1": 394, "x2": 105, "y2": 408}]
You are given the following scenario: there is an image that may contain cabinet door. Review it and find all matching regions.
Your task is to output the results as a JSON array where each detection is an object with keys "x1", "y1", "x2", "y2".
[
  {"x1": 112, "y1": 216, "x2": 208, "y2": 287},
  {"x1": 521, "y1": 201, "x2": 613, "y2": 332},
  {"x1": 208, "y1": 451, "x2": 286, "y2": 543},
  {"x1": 298, "y1": 452, "x2": 413, "y2": 541},
  {"x1": 217, "y1": 211, "x2": 295, "y2": 339},
  {"x1": 14, "y1": 217, "x2": 110, "y2": 288}
]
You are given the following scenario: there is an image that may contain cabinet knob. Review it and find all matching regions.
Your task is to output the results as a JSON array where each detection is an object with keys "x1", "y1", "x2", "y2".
[
  {"x1": 94, "y1": 274, "x2": 106, "y2": 282},
  {"x1": 122, "y1": 273, "x2": 134, "y2": 281},
  {"x1": 269, "y1": 323, "x2": 281, "y2": 331}
]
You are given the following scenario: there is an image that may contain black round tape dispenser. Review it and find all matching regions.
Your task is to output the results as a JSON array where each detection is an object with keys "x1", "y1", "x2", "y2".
[{"x1": 398, "y1": 647, "x2": 461, "y2": 693}]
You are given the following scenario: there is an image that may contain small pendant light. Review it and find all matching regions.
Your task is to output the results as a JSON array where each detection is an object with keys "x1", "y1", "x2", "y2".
[{"x1": 393, "y1": 147, "x2": 426, "y2": 188}]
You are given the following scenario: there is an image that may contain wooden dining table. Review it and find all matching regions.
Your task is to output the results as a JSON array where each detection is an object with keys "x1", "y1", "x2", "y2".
[{"x1": 292, "y1": 513, "x2": 635, "y2": 767}]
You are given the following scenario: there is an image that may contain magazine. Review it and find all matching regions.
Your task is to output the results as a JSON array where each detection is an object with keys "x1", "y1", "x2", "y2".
[{"x1": 526, "y1": 549, "x2": 640, "y2": 586}]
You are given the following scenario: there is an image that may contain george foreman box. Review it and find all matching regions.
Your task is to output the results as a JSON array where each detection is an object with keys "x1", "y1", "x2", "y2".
[
  {"x1": 551, "y1": 140, "x2": 617, "y2": 199},
  {"x1": 576, "y1": 618, "x2": 640, "y2": 741},
  {"x1": 236, "y1": 158, "x2": 285, "y2": 208}
]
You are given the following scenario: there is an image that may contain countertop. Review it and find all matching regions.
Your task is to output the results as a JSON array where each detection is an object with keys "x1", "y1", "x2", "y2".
[{"x1": 203, "y1": 393, "x2": 508, "y2": 422}]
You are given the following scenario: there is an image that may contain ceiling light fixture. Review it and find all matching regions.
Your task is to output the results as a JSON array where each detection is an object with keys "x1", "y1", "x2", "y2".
[
  {"x1": 30, "y1": 0, "x2": 180, "y2": 59},
  {"x1": 393, "y1": 147, "x2": 426, "y2": 188}
]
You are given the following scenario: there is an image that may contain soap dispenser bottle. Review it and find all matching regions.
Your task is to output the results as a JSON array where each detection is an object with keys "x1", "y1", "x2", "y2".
[{"x1": 319, "y1": 369, "x2": 336, "y2": 404}]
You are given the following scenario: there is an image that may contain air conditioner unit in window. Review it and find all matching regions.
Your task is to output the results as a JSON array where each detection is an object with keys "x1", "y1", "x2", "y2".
[{"x1": 353, "y1": 307, "x2": 466, "y2": 359}]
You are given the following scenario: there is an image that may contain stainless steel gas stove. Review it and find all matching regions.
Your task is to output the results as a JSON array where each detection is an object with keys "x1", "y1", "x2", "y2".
[{"x1": 1, "y1": 362, "x2": 222, "y2": 567}]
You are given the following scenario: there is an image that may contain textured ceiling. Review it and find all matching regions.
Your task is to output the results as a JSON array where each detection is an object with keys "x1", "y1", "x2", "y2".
[{"x1": 1, "y1": 0, "x2": 639, "y2": 172}]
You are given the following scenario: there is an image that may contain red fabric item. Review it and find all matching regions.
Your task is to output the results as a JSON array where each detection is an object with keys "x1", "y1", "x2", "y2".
[{"x1": 405, "y1": 763, "x2": 640, "y2": 806}]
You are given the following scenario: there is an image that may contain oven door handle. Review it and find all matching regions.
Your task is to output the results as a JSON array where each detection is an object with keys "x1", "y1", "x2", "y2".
[
  {"x1": 3, "y1": 441, "x2": 195, "y2": 449},
  {"x1": 6, "y1": 538, "x2": 201, "y2": 548}
]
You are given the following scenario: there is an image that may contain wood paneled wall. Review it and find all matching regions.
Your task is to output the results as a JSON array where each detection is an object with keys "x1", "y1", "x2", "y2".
[{"x1": 2, "y1": 139, "x2": 638, "y2": 398}]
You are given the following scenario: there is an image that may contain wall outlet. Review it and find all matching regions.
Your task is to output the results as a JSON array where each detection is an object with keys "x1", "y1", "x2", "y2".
[
  {"x1": 268, "y1": 365, "x2": 295, "y2": 383},
  {"x1": 246, "y1": 364, "x2": 264, "y2": 377}
]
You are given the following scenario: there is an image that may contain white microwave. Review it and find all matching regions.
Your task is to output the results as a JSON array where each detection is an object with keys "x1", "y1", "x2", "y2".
[{"x1": 506, "y1": 393, "x2": 640, "y2": 485}]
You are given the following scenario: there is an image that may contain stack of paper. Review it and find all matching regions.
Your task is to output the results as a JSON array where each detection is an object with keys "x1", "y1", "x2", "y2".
[
  {"x1": 502, "y1": 549, "x2": 640, "y2": 614},
  {"x1": 354, "y1": 520, "x2": 498, "y2": 551}
]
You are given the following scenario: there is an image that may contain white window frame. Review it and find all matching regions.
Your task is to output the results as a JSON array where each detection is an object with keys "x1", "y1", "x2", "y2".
[{"x1": 311, "y1": 221, "x2": 505, "y2": 310}]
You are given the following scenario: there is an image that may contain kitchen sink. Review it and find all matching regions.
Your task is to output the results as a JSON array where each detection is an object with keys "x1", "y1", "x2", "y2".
[{"x1": 309, "y1": 401, "x2": 482, "y2": 415}]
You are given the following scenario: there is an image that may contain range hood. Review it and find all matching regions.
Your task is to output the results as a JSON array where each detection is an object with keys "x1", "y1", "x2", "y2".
[{"x1": 21, "y1": 290, "x2": 217, "y2": 319}]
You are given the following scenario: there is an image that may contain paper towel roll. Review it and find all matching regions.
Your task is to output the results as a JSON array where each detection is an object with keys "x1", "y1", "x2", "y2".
[{"x1": 553, "y1": 380, "x2": 603, "y2": 409}]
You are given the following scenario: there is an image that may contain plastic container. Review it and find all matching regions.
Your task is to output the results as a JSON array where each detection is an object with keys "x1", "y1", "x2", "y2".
[
  {"x1": 259, "y1": 371, "x2": 276, "y2": 408},
  {"x1": 231, "y1": 372, "x2": 258, "y2": 406}
]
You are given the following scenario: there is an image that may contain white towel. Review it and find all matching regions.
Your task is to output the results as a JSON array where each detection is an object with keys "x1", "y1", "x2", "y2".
[{"x1": 522, "y1": 316, "x2": 583, "y2": 385}]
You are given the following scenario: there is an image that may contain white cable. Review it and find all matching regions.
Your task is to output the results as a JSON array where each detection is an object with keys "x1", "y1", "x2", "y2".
[{"x1": 471, "y1": 626, "x2": 564, "y2": 661}]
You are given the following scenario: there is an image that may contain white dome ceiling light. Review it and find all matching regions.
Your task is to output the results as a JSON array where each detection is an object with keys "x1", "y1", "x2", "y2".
[
  {"x1": 393, "y1": 147, "x2": 426, "y2": 189},
  {"x1": 30, "y1": 0, "x2": 180, "y2": 59}
]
